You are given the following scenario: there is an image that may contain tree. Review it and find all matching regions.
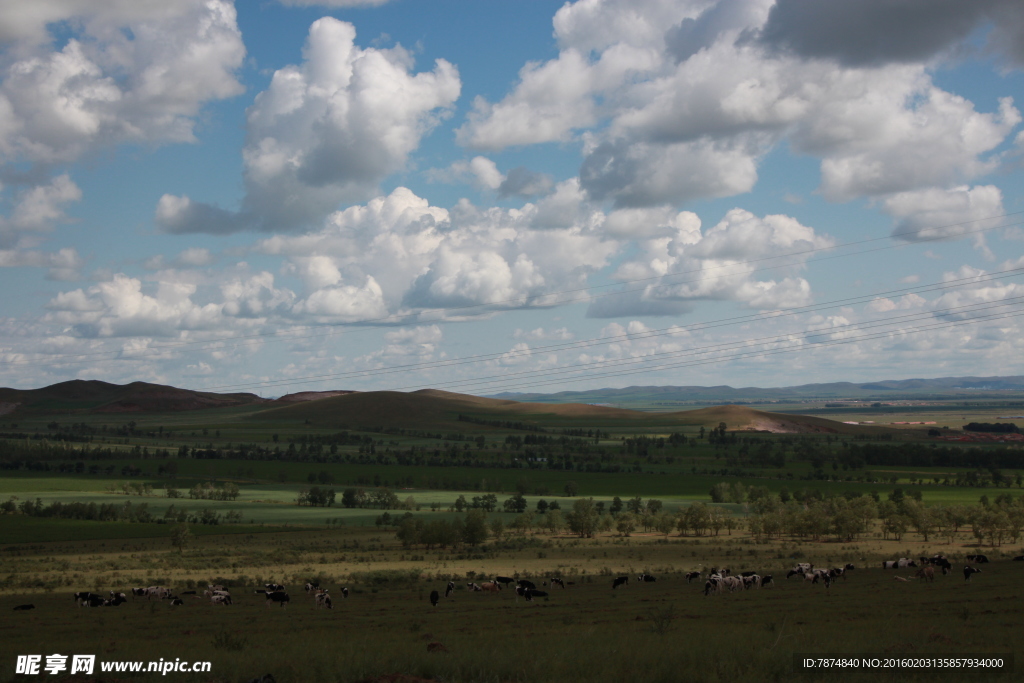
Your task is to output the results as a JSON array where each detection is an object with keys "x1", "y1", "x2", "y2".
[
  {"x1": 626, "y1": 496, "x2": 644, "y2": 514},
  {"x1": 564, "y1": 481, "x2": 579, "y2": 497},
  {"x1": 489, "y1": 517, "x2": 505, "y2": 540},
  {"x1": 609, "y1": 496, "x2": 623, "y2": 515},
  {"x1": 171, "y1": 522, "x2": 192, "y2": 555},
  {"x1": 462, "y1": 509, "x2": 489, "y2": 546},
  {"x1": 544, "y1": 509, "x2": 564, "y2": 534},
  {"x1": 503, "y1": 492, "x2": 528, "y2": 513},
  {"x1": 616, "y1": 513, "x2": 637, "y2": 536},
  {"x1": 536, "y1": 499, "x2": 549, "y2": 514},
  {"x1": 566, "y1": 497, "x2": 599, "y2": 538}
]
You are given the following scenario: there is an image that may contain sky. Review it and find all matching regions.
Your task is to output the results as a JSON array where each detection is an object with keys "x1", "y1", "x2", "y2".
[{"x1": 1, "y1": 0, "x2": 1024, "y2": 396}]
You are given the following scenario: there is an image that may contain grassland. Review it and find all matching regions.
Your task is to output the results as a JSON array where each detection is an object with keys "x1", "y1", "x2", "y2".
[
  {"x1": 3, "y1": 390, "x2": 1024, "y2": 681},
  {"x1": 1, "y1": 524, "x2": 1022, "y2": 683}
]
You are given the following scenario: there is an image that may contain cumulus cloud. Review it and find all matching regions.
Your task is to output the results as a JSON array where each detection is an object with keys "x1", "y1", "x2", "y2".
[
  {"x1": 0, "y1": 246, "x2": 83, "y2": 280},
  {"x1": 157, "y1": 17, "x2": 460, "y2": 234},
  {"x1": 0, "y1": 0, "x2": 245, "y2": 165},
  {"x1": 589, "y1": 208, "x2": 832, "y2": 317},
  {"x1": 0, "y1": 174, "x2": 81, "y2": 248},
  {"x1": 884, "y1": 185, "x2": 1006, "y2": 245},
  {"x1": 758, "y1": 0, "x2": 1024, "y2": 68},
  {"x1": 460, "y1": 0, "x2": 1021, "y2": 209},
  {"x1": 513, "y1": 327, "x2": 574, "y2": 341}
]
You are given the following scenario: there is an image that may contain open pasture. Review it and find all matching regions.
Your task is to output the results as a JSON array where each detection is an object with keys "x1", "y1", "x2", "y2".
[{"x1": 2, "y1": 541, "x2": 1021, "y2": 682}]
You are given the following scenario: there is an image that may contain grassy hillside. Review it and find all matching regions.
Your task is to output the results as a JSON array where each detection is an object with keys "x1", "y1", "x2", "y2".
[
  {"x1": 249, "y1": 389, "x2": 894, "y2": 436},
  {"x1": 0, "y1": 379, "x2": 264, "y2": 415}
]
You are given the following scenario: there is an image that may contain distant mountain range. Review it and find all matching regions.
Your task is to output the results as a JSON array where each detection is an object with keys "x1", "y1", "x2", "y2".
[{"x1": 489, "y1": 376, "x2": 1024, "y2": 406}]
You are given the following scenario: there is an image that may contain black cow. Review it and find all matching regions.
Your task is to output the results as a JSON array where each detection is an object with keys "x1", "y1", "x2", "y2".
[
  {"x1": 966, "y1": 554, "x2": 989, "y2": 564},
  {"x1": 612, "y1": 576, "x2": 629, "y2": 589},
  {"x1": 13, "y1": 604, "x2": 35, "y2": 611},
  {"x1": 170, "y1": 598, "x2": 184, "y2": 606},
  {"x1": 1013, "y1": 555, "x2": 1024, "y2": 562},
  {"x1": 104, "y1": 596, "x2": 126, "y2": 606},
  {"x1": 444, "y1": 581, "x2": 455, "y2": 598},
  {"x1": 86, "y1": 595, "x2": 105, "y2": 607},
  {"x1": 264, "y1": 590, "x2": 289, "y2": 607},
  {"x1": 494, "y1": 576, "x2": 515, "y2": 587},
  {"x1": 963, "y1": 566, "x2": 981, "y2": 581},
  {"x1": 525, "y1": 589, "x2": 548, "y2": 602},
  {"x1": 637, "y1": 573, "x2": 656, "y2": 583},
  {"x1": 74, "y1": 591, "x2": 99, "y2": 604},
  {"x1": 429, "y1": 590, "x2": 439, "y2": 607},
  {"x1": 517, "y1": 579, "x2": 536, "y2": 590}
]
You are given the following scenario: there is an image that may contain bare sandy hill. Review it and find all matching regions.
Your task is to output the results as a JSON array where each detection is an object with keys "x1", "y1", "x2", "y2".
[{"x1": 669, "y1": 405, "x2": 887, "y2": 434}]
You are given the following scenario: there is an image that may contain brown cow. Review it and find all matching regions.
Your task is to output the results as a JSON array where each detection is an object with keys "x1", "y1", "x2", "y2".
[
  {"x1": 915, "y1": 566, "x2": 935, "y2": 582},
  {"x1": 479, "y1": 581, "x2": 500, "y2": 593}
]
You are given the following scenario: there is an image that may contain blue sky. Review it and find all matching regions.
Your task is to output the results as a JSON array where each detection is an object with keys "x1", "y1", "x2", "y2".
[{"x1": 1, "y1": 0, "x2": 1024, "y2": 395}]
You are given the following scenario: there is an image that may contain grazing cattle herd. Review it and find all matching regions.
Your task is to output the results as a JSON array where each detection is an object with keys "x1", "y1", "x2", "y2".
[{"x1": 14, "y1": 550, "x2": 1018, "y2": 617}]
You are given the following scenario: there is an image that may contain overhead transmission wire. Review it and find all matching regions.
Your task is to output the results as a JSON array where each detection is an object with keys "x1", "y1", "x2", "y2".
[
  {"x1": 200, "y1": 266, "x2": 1024, "y2": 393},
  {"x1": 205, "y1": 292, "x2": 1024, "y2": 395},
  {"x1": 403, "y1": 299, "x2": 1024, "y2": 395},
  {"x1": 2, "y1": 210, "x2": 1021, "y2": 372}
]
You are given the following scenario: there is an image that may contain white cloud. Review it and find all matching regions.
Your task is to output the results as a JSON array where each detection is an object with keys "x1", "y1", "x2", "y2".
[
  {"x1": 0, "y1": 174, "x2": 81, "y2": 248},
  {"x1": 460, "y1": 0, "x2": 1021, "y2": 208},
  {"x1": 590, "y1": 208, "x2": 831, "y2": 317},
  {"x1": 884, "y1": 185, "x2": 1006, "y2": 245},
  {"x1": 157, "y1": 17, "x2": 460, "y2": 234},
  {"x1": 0, "y1": 0, "x2": 245, "y2": 165},
  {"x1": 514, "y1": 327, "x2": 574, "y2": 341}
]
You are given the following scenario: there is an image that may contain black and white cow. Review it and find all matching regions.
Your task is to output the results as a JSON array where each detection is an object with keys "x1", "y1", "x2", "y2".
[
  {"x1": 685, "y1": 571, "x2": 702, "y2": 583},
  {"x1": 170, "y1": 598, "x2": 184, "y2": 606},
  {"x1": 897, "y1": 558, "x2": 917, "y2": 568},
  {"x1": 340, "y1": 587, "x2": 349, "y2": 599},
  {"x1": 104, "y1": 596, "x2": 126, "y2": 606},
  {"x1": 703, "y1": 576, "x2": 723, "y2": 596},
  {"x1": 264, "y1": 583, "x2": 285, "y2": 592},
  {"x1": 211, "y1": 594, "x2": 232, "y2": 606},
  {"x1": 444, "y1": 581, "x2": 455, "y2": 598},
  {"x1": 760, "y1": 574, "x2": 774, "y2": 588},
  {"x1": 131, "y1": 587, "x2": 148, "y2": 599},
  {"x1": 85, "y1": 595, "x2": 106, "y2": 607},
  {"x1": 467, "y1": 582, "x2": 482, "y2": 592},
  {"x1": 109, "y1": 591, "x2": 127, "y2": 601},
  {"x1": 963, "y1": 566, "x2": 981, "y2": 582},
  {"x1": 882, "y1": 560, "x2": 898, "y2": 569},
  {"x1": 612, "y1": 576, "x2": 629, "y2": 589},
  {"x1": 549, "y1": 578, "x2": 565, "y2": 589},
  {"x1": 315, "y1": 592, "x2": 332, "y2": 609},
  {"x1": 742, "y1": 575, "x2": 761, "y2": 589},
  {"x1": 637, "y1": 573, "x2": 656, "y2": 583},
  {"x1": 517, "y1": 579, "x2": 536, "y2": 590},
  {"x1": 74, "y1": 591, "x2": 99, "y2": 605},
  {"x1": 304, "y1": 581, "x2": 320, "y2": 593},
  {"x1": 429, "y1": 590, "x2": 439, "y2": 607}
]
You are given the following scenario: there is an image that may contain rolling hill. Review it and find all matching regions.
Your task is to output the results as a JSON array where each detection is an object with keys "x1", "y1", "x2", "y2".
[
  {"x1": 250, "y1": 388, "x2": 885, "y2": 435},
  {"x1": 0, "y1": 379, "x2": 265, "y2": 415}
]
